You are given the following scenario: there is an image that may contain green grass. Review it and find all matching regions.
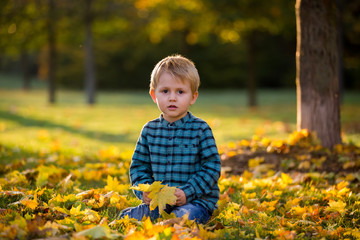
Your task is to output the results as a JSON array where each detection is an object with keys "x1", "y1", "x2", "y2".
[
  {"x1": 0, "y1": 73, "x2": 46, "y2": 89},
  {"x1": 0, "y1": 75, "x2": 359, "y2": 162}
]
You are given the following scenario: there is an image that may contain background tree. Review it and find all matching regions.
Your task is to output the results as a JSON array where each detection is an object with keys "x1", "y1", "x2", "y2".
[
  {"x1": 0, "y1": 0, "x2": 43, "y2": 90},
  {"x1": 47, "y1": 0, "x2": 57, "y2": 104},
  {"x1": 84, "y1": 0, "x2": 96, "y2": 105},
  {"x1": 205, "y1": 0, "x2": 295, "y2": 107},
  {"x1": 295, "y1": 0, "x2": 341, "y2": 148}
]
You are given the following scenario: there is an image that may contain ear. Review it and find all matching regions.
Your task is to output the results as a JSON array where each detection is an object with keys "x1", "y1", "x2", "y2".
[
  {"x1": 190, "y1": 91, "x2": 198, "y2": 105},
  {"x1": 150, "y1": 89, "x2": 157, "y2": 103}
]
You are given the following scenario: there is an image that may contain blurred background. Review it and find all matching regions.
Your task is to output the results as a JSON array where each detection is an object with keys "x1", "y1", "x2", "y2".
[
  {"x1": 0, "y1": 0, "x2": 360, "y2": 158},
  {"x1": 0, "y1": 0, "x2": 359, "y2": 95}
]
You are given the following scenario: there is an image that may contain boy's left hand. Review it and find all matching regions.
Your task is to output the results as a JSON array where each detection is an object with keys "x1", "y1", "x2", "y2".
[{"x1": 175, "y1": 189, "x2": 186, "y2": 206}]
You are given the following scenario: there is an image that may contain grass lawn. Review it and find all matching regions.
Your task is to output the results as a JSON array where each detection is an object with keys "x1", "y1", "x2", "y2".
[
  {"x1": 0, "y1": 85, "x2": 359, "y2": 161},
  {"x1": 0, "y1": 83, "x2": 359, "y2": 159}
]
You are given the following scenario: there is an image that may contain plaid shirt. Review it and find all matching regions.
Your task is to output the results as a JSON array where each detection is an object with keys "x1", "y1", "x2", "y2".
[{"x1": 130, "y1": 112, "x2": 221, "y2": 212}]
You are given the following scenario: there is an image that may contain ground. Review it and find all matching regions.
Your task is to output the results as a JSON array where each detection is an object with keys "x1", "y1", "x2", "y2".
[{"x1": 220, "y1": 132, "x2": 360, "y2": 180}]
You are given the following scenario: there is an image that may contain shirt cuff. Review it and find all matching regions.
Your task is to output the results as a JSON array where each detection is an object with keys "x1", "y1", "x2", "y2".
[{"x1": 179, "y1": 184, "x2": 196, "y2": 203}]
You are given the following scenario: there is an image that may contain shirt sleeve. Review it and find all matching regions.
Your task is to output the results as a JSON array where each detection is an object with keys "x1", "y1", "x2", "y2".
[
  {"x1": 179, "y1": 125, "x2": 221, "y2": 203},
  {"x1": 129, "y1": 125, "x2": 154, "y2": 200}
]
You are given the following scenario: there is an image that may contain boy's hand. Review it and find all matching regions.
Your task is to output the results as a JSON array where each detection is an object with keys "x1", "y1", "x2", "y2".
[
  {"x1": 175, "y1": 189, "x2": 187, "y2": 206},
  {"x1": 143, "y1": 192, "x2": 151, "y2": 204}
]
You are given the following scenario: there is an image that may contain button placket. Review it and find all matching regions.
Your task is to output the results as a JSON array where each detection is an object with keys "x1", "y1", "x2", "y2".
[{"x1": 165, "y1": 124, "x2": 175, "y2": 180}]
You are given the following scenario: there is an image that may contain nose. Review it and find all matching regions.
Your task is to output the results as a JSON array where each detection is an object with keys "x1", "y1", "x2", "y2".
[{"x1": 169, "y1": 92, "x2": 176, "y2": 101}]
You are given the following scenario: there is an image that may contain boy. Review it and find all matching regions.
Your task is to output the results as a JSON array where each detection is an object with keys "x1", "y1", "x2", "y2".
[{"x1": 120, "y1": 55, "x2": 221, "y2": 224}]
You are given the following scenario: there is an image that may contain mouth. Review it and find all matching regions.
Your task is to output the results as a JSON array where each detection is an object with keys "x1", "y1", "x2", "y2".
[{"x1": 168, "y1": 105, "x2": 177, "y2": 110}]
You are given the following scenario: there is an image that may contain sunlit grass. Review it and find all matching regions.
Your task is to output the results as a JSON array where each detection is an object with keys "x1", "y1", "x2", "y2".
[{"x1": 0, "y1": 88, "x2": 359, "y2": 162}]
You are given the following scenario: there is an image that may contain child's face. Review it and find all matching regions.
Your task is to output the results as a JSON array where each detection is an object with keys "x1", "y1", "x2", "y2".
[{"x1": 150, "y1": 72, "x2": 198, "y2": 123}]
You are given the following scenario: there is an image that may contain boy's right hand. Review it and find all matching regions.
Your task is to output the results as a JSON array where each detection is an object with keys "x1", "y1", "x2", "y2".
[{"x1": 143, "y1": 192, "x2": 151, "y2": 204}]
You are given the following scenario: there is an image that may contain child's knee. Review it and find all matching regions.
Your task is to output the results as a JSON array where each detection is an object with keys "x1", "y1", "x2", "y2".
[
  {"x1": 118, "y1": 204, "x2": 151, "y2": 221},
  {"x1": 172, "y1": 203, "x2": 211, "y2": 224}
]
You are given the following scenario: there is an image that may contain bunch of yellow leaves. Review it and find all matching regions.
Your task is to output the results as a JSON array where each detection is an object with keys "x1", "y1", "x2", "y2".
[{"x1": 130, "y1": 181, "x2": 177, "y2": 214}]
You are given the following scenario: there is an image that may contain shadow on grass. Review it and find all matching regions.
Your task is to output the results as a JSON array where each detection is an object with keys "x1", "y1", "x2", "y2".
[{"x1": 0, "y1": 109, "x2": 132, "y2": 144}]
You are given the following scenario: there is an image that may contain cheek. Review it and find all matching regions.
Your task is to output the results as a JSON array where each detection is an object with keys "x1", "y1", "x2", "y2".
[{"x1": 157, "y1": 98, "x2": 167, "y2": 105}]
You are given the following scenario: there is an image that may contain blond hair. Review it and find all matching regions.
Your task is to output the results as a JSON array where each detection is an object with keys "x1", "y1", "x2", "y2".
[{"x1": 150, "y1": 55, "x2": 200, "y2": 94}]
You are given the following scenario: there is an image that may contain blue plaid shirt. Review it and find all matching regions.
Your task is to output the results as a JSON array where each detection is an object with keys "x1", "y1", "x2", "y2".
[{"x1": 130, "y1": 112, "x2": 221, "y2": 212}]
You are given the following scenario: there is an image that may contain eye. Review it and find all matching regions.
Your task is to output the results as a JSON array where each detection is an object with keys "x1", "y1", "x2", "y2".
[
  {"x1": 178, "y1": 90, "x2": 184, "y2": 94},
  {"x1": 162, "y1": 89, "x2": 168, "y2": 93}
]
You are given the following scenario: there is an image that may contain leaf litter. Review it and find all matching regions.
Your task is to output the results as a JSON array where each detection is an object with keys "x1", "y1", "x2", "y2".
[{"x1": 0, "y1": 130, "x2": 360, "y2": 239}]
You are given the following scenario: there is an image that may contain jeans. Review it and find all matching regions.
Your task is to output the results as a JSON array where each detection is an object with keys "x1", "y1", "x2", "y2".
[{"x1": 119, "y1": 203, "x2": 212, "y2": 224}]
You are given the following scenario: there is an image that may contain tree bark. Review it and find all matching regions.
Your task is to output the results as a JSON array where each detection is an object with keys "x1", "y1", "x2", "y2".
[
  {"x1": 295, "y1": 0, "x2": 341, "y2": 148},
  {"x1": 336, "y1": 0, "x2": 344, "y2": 103},
  {"x1": 84, "y1": 0, "x2": 96, "y2": 105},
  {"x1": 47, "y1": 0, "x2": 56, "y2": 104}
]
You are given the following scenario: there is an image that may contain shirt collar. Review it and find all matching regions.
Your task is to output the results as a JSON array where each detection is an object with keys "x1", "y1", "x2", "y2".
[{"x1": 159, "y1": 112, "x2": 192, "y2": 128}]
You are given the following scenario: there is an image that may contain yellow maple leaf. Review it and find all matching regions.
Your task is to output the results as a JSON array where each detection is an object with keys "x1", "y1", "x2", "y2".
[
  {"x1": 70, "y1": 205, "x2": 83, "y2": 216},
  {"x1": 130, "y1": 181, "x2": 177, "y2": 214},
  {"x1": 147, "y1": 182, "x2": 166, "y2": 198},
  {"x1": 280, "y1": 172, "x2": 293, "y2": 185},
  {"x1": 197, "y1": 225, "x2": 217, "y2": 239},
  {"x1": 36, "y1": 165, "x2": 65, "y2": 187},
  {"x1": 131, "y1": 183, "x2": 152, "y2": 192},
  {"x1": 291, "y1": 205, "x2": 307, "y2": 217},
  {"x1": 125, "y1": 231, "x2": 146, "y2": 240},
  {"x1": 105, "y1": 176, "x2": 130, "y2": 194},
  {"x1": 242, "y1": 170, "x2": 254, "y2": 180},
  {"x1": 52, "y1": 206, "x2": 70, "y2": 215},
  {"x1": 260, "y1": 200, "x2": 278, "y2": 212},
  {"x1": 82, "y1": 209, "x2": 101, "y2": 223},
  {"x1": 248, "y1": 157, "x2": 264, "y2": 168},
  {"x1": 87, "y1": 195, "x2": 105, "y2": 209},
  {"x1": 325, "y1": 200, "x2": 347, "y2": 215},
  {"x1": 149, "y1": 186, "x2": 177, "y2": 214},
  {"x1": 74, "y1": 224, "x2": 113, "y2": 239},
  {"x1": 336, "y1": 181, "x2": 349, "y2": 190},
  {"x1": 284, "y1": 198, "x2": 301, "y2": 210},
  {"x1": 143, "y1": 217, "x2": 167, "y2": 236},
  {"x1": 20, "y1": 193, "x2": 38, "y2": 210}
]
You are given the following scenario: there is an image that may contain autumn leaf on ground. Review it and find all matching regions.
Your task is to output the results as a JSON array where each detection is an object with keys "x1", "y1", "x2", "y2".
[
  {"x1": 105, "y1": 175, "x2": 130, "y2": 194},
  {"x1": 74, "y1": 224, "x2": 117, "y2": 239},
  {"x1": 325, "y1": 200, "x2": 347, "y2": 215},
  {"x1": 20, "y1": 193, "x2": 38, "y2": 210},
  {"x1": 130, "y1": 182, "x2": 177, "y2": 214},
  {"x1": 36, "y1": 165, "x2": 65, "y2": 187}
]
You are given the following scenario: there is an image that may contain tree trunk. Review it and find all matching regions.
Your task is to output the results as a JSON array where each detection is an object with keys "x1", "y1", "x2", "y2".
[
  {"x1": 295, "y1": 0, "x2": 341, "y2": 148},
  {"x1": 246, "y1": 34, "x2": 257, "y2": 108},
  {"x1": 336, "y1": 0, "x2": 344, "y2": 104},
  {"x1": 20, "y1": 50, "x2": 31, "y2": 91},
  {"x1": 47, "y1": 0, "x2": 56, "y2": 104},
  {"x1": 84, "y1": 0, "x2": 96, "y2": 105}
]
